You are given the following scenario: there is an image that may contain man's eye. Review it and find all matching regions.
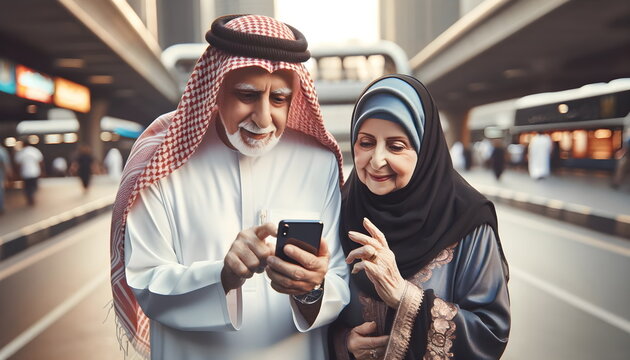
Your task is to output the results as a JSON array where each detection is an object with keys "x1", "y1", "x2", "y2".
[
  {"x1": 272, "y1": 95, "x2": 289, "y2": 104},
  {"x1": 237, "y1": 92, "x2": 257, "y2": 102}
]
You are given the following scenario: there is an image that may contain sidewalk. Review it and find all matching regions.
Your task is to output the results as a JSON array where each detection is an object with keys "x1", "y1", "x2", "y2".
[
  {"x1": 1, "y1": 166, "x2": 629, "y2": 260},
  {"x1": 0, "y1": 176, "x2": 119, "y2": 260},
  {"x1": 459, "y1": 167, "x2": 630, "y2": 239}
]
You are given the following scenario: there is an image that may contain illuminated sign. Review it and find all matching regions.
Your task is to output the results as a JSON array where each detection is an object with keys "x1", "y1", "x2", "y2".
[
  {"x1": 0, "y1": 58, "x2": 16, "y2": 95},
  {"x1": 54, "y1": 77, "x2": 91, "y2": 113},
  {"x1": 16, "y1": 65, "x2": 54, "y2": 103}
]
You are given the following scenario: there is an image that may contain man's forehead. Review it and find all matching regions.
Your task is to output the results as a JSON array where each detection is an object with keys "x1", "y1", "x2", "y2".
[{"x1": 224, "y1": 67, "x2": 294, "y2": 88}]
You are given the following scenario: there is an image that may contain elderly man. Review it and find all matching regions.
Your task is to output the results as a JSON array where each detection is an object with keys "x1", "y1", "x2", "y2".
[{"x1": 110, "y1": 15, "x2": 349, "y2": 360}]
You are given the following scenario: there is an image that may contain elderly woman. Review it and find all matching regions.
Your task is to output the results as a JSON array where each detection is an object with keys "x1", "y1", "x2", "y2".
[{"x1": 332, "y1": 75, "x2": 510, "y2": 360}]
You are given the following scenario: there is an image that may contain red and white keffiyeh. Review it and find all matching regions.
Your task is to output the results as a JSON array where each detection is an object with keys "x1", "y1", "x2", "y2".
[{"x1": 110, "y1": 15, "x2": 343, "y2": 357}]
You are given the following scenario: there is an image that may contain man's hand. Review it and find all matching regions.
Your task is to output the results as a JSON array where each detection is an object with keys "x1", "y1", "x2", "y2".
[
  {"x1": 221, "y1": 223, "x2": 276, "y2": 293},
  {"x1": 347, "y1": 321, "x2": 389, "y2": 360},
  {"x1": 265, "y1": 237, "x2": 329, "y2": 295}
]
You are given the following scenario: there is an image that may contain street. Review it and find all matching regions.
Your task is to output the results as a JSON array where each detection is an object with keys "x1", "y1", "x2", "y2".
[{"x1": 0, "y1": 204, "x2": 629, "y2": 359}]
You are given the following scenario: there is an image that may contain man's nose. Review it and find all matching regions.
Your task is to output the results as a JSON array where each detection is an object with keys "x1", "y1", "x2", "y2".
[
  {"x1": 251, "y1": 98, "x2": 272, "y2": 129},
  {"x1": 370, "y1": 144, "x2": 387, "y2": 169}
]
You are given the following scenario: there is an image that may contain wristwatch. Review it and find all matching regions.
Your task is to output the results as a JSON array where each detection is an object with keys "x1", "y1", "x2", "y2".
[{"x1": 292, "y1": 281, "x2": 324, "y2": 305}]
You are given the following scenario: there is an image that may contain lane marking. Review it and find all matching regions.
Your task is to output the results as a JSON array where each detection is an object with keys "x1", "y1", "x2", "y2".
[
  {"x1": 499, "y1": 207, "x2": 630, "y2": 257},
  {"x1": 0, "y1": 270, "x2": 109, "y2": 360},
  {"x1": 0, "y1": 194, "x2": 114, "y2": 246},
  {"x1": 0, "y1": 215, "x2": 111, "y2": 281},
  {"x1": 511, "y1": 266, "x2": 630, "y2": 334}
]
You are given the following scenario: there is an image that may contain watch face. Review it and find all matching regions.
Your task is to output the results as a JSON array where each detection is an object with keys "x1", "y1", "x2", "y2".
[{"x1": 294, "y1": 288, "x2": 324, "y2": 305}]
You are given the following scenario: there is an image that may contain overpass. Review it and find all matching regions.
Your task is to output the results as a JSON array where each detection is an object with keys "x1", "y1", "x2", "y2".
[
  {"x1": 0, "y1": 0, "x2": 179, "y2": 159},
  {"x1": 411, "y1": 0, "x2": 630, "y2": 144}
]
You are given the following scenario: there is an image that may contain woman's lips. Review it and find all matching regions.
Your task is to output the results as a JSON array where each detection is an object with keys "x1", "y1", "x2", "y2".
[{"x1": 369, "y1": 173, "x2": 393, "y2": 182}]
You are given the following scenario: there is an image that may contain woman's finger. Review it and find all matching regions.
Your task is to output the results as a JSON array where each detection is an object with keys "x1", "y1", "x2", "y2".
[
  {"x1": 348, "y1": 231, "x2": 380, "y2": 249},
  {"x1": 362, "y1": 218, "x2": 388, "y2": 247},
  {"x1": 346, "y1": 245, "x2": 377, "y2": 264},
  {"x1": 351, "y1": 261, "x2": 367, "y2": 275}
]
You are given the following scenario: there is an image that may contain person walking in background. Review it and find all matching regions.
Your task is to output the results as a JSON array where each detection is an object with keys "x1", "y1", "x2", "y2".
[
  {"x1": 70, "y1": 145, "x2": 95, "y2": 193},
  {"x1": 51, "y1": 156, "x2": 68, "y2": 177},
  {"x1": 103, "y1": 147, "x2": 123, "y2": 180},
  {"x1": 527, "y1": 132, "x2": 552, "y2": 180},
  {"x1": 14, "y1": 141, "x2": 44, "y2": 206},
  {"x1": 449, "y1": 141, "x2": 466, "y2": 171},
  {"x1": 612, "y1": 130, "x2": 630, "y2": 189},
  {"x1": 0, "y1": 145, "x2": 12, "y2": 214},
  {"x1": 331, "y1": 75, "x2": 510, "y2": 359},
  {"x1": 490, "y1": 138, "x2": 506, "y2": 181}
]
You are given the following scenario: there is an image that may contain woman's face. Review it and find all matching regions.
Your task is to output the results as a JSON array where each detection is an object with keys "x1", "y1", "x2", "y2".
[{"x1": 354, "y1": 117, "x2": 418, "y2": 195}]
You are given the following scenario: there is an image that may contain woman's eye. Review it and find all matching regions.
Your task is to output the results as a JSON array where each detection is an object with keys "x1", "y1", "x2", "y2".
[
  {"x1": 358, "y1": 141, "x2": 374, "y2": 148},
  {"x1": 388, "y1": 143, "x2": 406, "y2": 152}
]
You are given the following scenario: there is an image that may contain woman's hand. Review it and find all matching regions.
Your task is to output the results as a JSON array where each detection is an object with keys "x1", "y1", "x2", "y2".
[
  {"x1": 346, "y1": 218, "x2": 406, "y2": 308},
  {"x1": 347, "y1": 321, "x2": 389, "y2": 360}
]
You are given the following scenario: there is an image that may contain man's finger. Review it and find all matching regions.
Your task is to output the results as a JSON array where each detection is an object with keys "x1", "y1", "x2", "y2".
[
  {"x1": 317, "y1": 237, "x2": 329, "y2": 258},
  {"x1": 266, "y1": 254, "x2": 315, "y2": 282},
  {"x1": 255, "y1": 222, "x2": 277, "y2": 240},
  {"x1": 283, "y1": 244, "x2": 322, "y2": 271}
]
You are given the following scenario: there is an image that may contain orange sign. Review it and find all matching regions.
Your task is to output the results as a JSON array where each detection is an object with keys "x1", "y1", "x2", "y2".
[
  {"x1": 54, "y1": 77, "x2": 91, "y2": 113},
  {"x1": 16, "y1": 65, "x2": 54, "y2": 103}
]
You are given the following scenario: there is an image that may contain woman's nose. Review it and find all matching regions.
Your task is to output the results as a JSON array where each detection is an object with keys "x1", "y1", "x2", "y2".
[{"x1": 370, "y1": 145, "x2": 387, "y2": 169}]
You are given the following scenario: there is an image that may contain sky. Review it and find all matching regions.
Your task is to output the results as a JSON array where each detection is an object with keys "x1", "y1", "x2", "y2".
[{"x1": 274, "y1": 0, "x2": 380, "y2": 46}]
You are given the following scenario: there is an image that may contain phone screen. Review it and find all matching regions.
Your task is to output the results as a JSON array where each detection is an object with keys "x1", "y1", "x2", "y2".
[{"x1": 275, "y1": 220, "x2": 323, "y2": 265}]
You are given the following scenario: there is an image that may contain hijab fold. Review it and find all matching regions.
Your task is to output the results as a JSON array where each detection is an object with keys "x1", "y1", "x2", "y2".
[{"x1": 340, "y1": 74, "x2": 508, "y2": 298}]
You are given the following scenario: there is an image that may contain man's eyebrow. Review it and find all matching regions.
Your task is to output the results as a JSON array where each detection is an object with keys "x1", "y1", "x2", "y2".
[
  {"x1": 234, "y1": 83, "x2": 260, "y2": 91},
  {"x1": 272, "y1": 87, "x2": 292, "y2": 96}
]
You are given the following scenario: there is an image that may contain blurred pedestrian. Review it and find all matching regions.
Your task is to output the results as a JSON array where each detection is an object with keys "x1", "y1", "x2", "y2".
[
  {"x1": 103, "y1": 147, "x2": 123, "y2": 180},
  {"x1": 51, "y1": 156, "x2": 68, "y2": 177},
  {"x1": 449, "y1": 141, "x2": 466, "y2": 171},
  {"x1": 0, "y1": 145, "x2": 12, "y2": 214},
  {"x1": 490, "y1": 138, "x2": 506, "y2": 181},
  {"x1": 528, "y1": 132, "x2": 552, "y2": 180},
  {"x1": 612, "y1": 132, "x2": 630, "y2": 189},
  {"x1": 14, "y1": 141, "x2": 44, "y2": 206},
  {"x1": 507, "y1": 143, "x2": 525, "y2": 168},
  {"x1": 70, "y1": 145, "x2": 95, "y2": 193}
]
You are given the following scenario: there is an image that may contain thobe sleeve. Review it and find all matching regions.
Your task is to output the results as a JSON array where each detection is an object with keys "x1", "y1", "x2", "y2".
[
  {"x1": 124, "y1": 181, "x2": 239, "y2": 332},
  {"x1": 388, "y1": 224, "x2": 510, "y2": 359},
  {"x1": 290, "y1": 157, "x2": 351, "y2": 331}
]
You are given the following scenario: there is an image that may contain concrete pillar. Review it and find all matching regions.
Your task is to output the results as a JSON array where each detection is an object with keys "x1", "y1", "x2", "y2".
[
  {"x1": 76, "y1": 98, "x2": 108, "y2": 164},
  {"x1": 441, "y1": 107, "x2": 471, "y2": 147}
]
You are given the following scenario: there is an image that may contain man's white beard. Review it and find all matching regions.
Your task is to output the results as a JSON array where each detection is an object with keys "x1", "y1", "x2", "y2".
[{"x1": 223, "y1": 118, "x2": 281, "y2": 157}]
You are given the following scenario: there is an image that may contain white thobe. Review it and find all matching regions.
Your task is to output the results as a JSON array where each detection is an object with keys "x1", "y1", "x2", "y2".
[
  {"x1": 125, "y1": 126, "x2": 350, "y2": 360},
  {"x1": 528, "y1": 134, "x2": 552, "y2": 179}
]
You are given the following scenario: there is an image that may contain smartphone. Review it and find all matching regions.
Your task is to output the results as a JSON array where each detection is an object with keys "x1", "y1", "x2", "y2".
[{"x1": 275, "y1": 220, "x2": 323, "y2": 265}]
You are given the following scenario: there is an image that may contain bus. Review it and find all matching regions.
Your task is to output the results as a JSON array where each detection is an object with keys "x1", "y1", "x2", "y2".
[
  {"x1": 467, "y1": 79, "x2": 630, "y2": 171},
  {"x1": 512, "y1": 79, "x2": 630, "y2": 171}
]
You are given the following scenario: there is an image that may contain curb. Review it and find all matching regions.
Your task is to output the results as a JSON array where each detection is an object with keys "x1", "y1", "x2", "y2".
[
  {"x1": 476, "y1": 185, "x2": 630, "y2": 240},
  {"x1": 0, "y1": 196, "x2": 115, "y2": 260}
]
